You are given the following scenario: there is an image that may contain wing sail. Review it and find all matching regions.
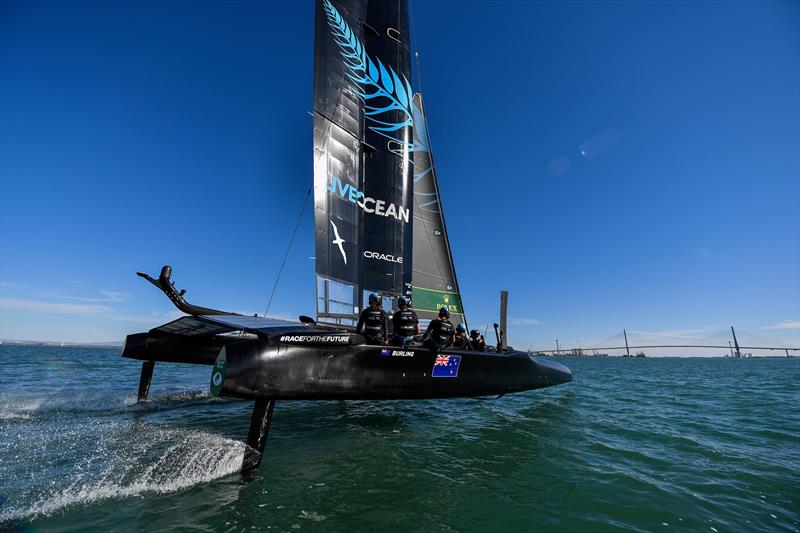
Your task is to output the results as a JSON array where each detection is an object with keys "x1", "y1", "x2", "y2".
[
  {"x1": 313, "y1": 0, "x2": 415, "y2": 326},
  {"x1": 410, "y1": 93, "x2": 466, "y2": 327}
]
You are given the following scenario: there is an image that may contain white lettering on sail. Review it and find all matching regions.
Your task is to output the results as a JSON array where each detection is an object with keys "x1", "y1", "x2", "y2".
[
  {"x1": 327, "y1": 176, "x2": 409, "y2": 224},
  {"x1": 363, "y1": 251, "x2": 403, "y2": 264}
]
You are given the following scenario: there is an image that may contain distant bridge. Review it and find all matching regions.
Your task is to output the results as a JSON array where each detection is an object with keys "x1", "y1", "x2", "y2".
[
  {"x1": 534, "y1": 327, "x2": 799, "y2": 357},
  {"x1": 538, "y1": 345, "x2": 799, "y2": 354}
]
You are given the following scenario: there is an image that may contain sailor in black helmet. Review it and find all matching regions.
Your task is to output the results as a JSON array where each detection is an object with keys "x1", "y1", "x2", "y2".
[
  {"x1": 391, "y1": 296, "x2": 419, "y2": 347},
  {"x1": 469, "y1": 329, "x2": 486, "y2": 351},
  {"x1": 452, "y1": 323, "x2": 469, "y2": 350},
  {"x1": 356, "y1": 293, "x2": 387, "y2": 345},
  {"x1": 422, "y1": 307, "x2": 455, "y2": 352}
]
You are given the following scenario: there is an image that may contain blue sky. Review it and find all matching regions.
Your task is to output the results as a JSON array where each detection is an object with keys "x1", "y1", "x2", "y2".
[{"x1": 1, "y1": 0, "x2": 798, "y2": 354}]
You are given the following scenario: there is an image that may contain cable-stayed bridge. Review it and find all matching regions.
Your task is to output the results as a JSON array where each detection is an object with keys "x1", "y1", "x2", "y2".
[{"x1": 534, "y1": 327, "x2": 799, "y2": 357}]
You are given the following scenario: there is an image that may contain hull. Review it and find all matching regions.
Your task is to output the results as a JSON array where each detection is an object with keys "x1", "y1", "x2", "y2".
[
  {"x1": 216, "y1": 339, "x2": 572, "y2": 400},
  {"x1": 122, "y1": 312, "x2": 572, "y2": 472}
]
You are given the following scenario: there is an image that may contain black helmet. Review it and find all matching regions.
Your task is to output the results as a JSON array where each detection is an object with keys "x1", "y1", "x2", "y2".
[
  {"x1": 438, "y1": 307, "x2": 449, "y2": 318},
  {"x1": 368, "y1": 293, "x2": 380, "y2": 304},
  {"x1": 470, "y1": 329, "x2": 480, "y2": 338},
  {"x1": 398, "y1": 296, "x2": 409, "y2": 307},
  {"x1": 456, "y1": 323, "x2": 466, "y2": 333}
]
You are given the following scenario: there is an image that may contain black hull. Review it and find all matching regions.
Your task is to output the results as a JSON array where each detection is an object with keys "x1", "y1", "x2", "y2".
[
  {"x1": 124, "y1": 332, "x2": 572, "y2": 400},
  {"x1": 122, "y1": 322, "x2": 572, "y2": 472},
  {"x1": 216, "y1": 341, "x2": 571, "y2": 400}
]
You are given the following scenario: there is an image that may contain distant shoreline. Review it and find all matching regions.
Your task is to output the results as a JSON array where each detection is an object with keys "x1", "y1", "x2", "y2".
[
  {"x1": 0, "y1": 341, "x2": 794, "y2": 357},
  {"x1": 0, "y1": 340, "x2": 122, "y2": 348}
]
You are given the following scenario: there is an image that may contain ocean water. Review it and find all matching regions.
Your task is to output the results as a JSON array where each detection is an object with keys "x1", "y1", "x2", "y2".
[{"x1": 0, "y1": 346, "x2": 797, "y2": 532}]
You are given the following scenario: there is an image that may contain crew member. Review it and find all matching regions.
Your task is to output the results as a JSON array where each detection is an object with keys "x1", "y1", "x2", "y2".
[
  {"x1": 356, "y1": 293, "x2": 387, "y2": 345},
  {"x1": 453, "y1": 323, "x2": 469, "y2": 350},
  {"x1": 422, "y1": 307, "x2": 454, "y2": 352},
  {"x1": 469, "y1": 329, "x2": 486, "y2": 351},
  {"x1": 391, "y1": 296, "x2": 419, "y2": 347}
]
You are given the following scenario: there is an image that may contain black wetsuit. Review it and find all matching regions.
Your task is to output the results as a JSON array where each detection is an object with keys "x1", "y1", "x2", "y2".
[
  {"x1": 356, "y1": 306, "x2": 387, "y2": 345},
  {"x1": 391, "y1": 308, "x2": 418, "y2": 346},
  {"x1": 423, "y1": 318, "x2": 454, "y2": 352},
  {"x1": 453, "y1": 332, "x2": 470, "y2": 350}
]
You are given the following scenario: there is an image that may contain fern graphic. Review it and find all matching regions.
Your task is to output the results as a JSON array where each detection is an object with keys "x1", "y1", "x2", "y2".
[{"x1": 322, "y1": 0, "x2": 414, "y2": 149}]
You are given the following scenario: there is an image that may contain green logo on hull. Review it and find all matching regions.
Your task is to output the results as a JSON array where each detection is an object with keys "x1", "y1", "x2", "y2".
[{"x1": 209, "y1": 346, "x2": 226, "y2": 397}]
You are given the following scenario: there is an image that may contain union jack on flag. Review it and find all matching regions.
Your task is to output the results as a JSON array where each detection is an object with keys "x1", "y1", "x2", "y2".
[{"x1": 432, "y1": 354, "x2": 461, "y2": 377}]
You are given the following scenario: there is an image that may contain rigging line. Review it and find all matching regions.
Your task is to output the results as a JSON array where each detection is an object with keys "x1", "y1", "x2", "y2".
[{"x1": 263, "y1": 184, "x2": 313, "y2": 317}]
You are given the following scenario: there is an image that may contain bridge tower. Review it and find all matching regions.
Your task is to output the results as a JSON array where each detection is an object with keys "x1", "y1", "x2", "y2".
[
  {"x1": 623, "y1": 329, "x2": 631, "y2": 357},
  {"x1": 731, "y1": 326, "x2": 741, "y2": 358}
]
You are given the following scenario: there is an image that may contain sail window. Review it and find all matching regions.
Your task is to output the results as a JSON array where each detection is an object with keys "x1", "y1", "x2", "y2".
[
  {"x1": 317, "y1": 276, "x2": 357, "y2": 326},
  {"x1": 362, "y1": 290, "x2": 395, "y2": 315}
]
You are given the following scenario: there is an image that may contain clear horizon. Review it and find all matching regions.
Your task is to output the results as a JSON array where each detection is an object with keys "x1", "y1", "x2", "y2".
[{"x1": 1, "y1": 0, "x2": 798, "y2": 355}]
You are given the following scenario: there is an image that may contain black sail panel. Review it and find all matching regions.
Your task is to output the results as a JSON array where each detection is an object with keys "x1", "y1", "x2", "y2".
[
  {"x1": 313, "y1": 0, "x2": 414, "y2": 326},
  {"x1": 411, "y1": 93, "x2": 466, "y2": 327},
  {"x1": 360, "y1": 0, "x2": 414, "y2": 297}
]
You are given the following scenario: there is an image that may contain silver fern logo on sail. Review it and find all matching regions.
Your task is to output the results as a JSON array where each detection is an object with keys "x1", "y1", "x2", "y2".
[{"x1": 322, "y1": 0, "x2": 414, "y2": 151}]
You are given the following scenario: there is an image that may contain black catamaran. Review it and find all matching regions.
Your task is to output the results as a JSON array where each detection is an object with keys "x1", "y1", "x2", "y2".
[{"x1": 122, "y1": 0, "x2": 572, "y2": 472}]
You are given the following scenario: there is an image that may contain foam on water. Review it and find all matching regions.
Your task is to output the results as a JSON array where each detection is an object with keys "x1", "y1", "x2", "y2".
[
  {"x1": 0, "y1": 350, "x2": 243, "y2": 525},
  {"x1": 0, "y1": 390, "x2": 214, "y2": 420},
  {"x1": 1, "y1": 419, "x2": 244, "y2": 522},
  {"x1": 0, "y1": 396, "x2": 46, "y2": 420}
]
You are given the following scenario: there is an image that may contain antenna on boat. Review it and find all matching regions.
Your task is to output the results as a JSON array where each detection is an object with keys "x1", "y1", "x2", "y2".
[{"x1": 499, "y1": 290, "x2": 509, "y2": 351}]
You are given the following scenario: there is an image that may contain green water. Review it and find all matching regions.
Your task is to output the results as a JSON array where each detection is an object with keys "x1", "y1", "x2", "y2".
[{"x1": 1, "y1": 346, "x2": 797, "y2": 531}]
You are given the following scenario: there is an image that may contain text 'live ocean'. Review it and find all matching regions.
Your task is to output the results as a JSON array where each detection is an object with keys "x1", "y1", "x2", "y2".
[{"x1": 327, "y1": 175, "x2": 410, "y2": 223}]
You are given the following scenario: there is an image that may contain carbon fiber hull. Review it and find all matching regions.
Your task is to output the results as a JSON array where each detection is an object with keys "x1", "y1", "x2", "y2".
[
  {"x1": 120, "y1": 304, "x2": 572, "y2": 471},
  {"x1": 214, "y1": 340, "x2": 572, "y2": 400}
]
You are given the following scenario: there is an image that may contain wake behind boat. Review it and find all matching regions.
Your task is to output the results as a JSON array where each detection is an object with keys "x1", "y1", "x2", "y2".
[{"x1": 122, "y1": 0, "x2": 571, "y2": 473}]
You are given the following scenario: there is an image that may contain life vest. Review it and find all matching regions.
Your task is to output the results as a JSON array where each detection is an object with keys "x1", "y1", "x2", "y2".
[
  {"x1": 361, "y1": 308, "x2": 385, "y2": 337},
  {"x1": 393, "y1": 308, "x2": 418, "y2": 337},
  {"x1": 432, "y1": 319, "x2": 454, "y2": 346},
  {"x1": 453, "y1": 333, "x2": 469, "y2": 349}
]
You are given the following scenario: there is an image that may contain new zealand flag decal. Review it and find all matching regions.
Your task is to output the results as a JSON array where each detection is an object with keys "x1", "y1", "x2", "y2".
[
  {"x1": 432, "y1": 354, "x2": 461, "y2": 377},
  {"x1": 380, "y1": 348, "x2": 392, "y2": 357}
]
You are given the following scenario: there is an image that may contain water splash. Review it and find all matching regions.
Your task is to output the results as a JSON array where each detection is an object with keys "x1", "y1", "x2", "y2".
[{"x1": 1, "y1": 421, "x2": 243, "y2": 522}]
